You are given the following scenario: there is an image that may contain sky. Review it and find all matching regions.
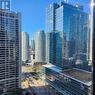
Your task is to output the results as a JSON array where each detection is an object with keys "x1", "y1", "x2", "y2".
[{"x1": 11, "y1": 0, "x2": 90, "y2": 40}]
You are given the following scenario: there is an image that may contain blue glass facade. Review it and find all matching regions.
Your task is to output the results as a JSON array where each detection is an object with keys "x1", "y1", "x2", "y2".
[
  {"x1": 46, "y1": 32, "x2": 56, "y2": 64},
  {"x1": 56, "y1": 31, "x2": 68, "y2": 67},
  {"x1": 46, "y1": 3, "x2": 59, "y2": 32},
  {"x1": 56, "y1": 32, "x2": 63, "y2": 67},
  {"x1": 46, "y1": 2, "x2": 89, "y2": 67},
  {"x1": 55, "y1": 6, "x2": 64, "y2": 32},
  {"x1": 45, "y1": 2, "x2": 91, "y2": 95},
  {"x1": 46, "y1": 31, "x2": 68, "y2": 67}
]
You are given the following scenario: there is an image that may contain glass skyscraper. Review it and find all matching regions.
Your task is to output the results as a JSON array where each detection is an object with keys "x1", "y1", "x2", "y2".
[
  {"x1": 46, "y1": 31, "x2": 68, "y2": 67},
  {"x1": 46, "y1": 3, "x2": 59, "y2": 32},
  {"x1": 46, "y1": 32, "x2": 56, "y2": 64},
  {"x1": 44, "y1": 1, "x2": 92, "y2": 95},
  {"x1": 46, "y1": 1, "x2": 89, "y2": 67}
]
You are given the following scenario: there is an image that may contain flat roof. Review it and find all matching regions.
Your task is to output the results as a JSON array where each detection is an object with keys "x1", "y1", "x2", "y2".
[
  {"x1": 62, "y1": 68, "x2": 92, "y2": 86},
  {"x1": 43, "y1": 63, "x2": 62, "y2": 73},
  {"x1": 43, "y1": 63, "x2": 92, "y2": 86}
]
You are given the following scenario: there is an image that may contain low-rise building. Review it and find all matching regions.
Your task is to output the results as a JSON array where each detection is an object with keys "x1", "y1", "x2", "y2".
[{"x1": 43, "y1": 63, "x2": 92, "y2": 95}]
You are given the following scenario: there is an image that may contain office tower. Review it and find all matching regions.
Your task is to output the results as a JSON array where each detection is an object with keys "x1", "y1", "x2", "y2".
[
  {"x1": 31, "y1": 39, "x2": 35, "y2": 51},
  {"x1": 46, "y1": 3, "x2": 59, "y2": 32},
  {"x1": 46, "y1": 1, "x2": 89, "y2": 66},
  {"x1": 46, "y1": 32, "x2": 56, "y2": 64},
  {"x1": 44, "y1": 1, "x2": 92, "y2": 95},
  {"x1": 0, "y1": 0, "x2": 21, "y2": 94},
  {"x1": 35, "y1": 30, "x2": 46, "y2": 63},
  {"x1": 56, "y1": 31, "x2": 68, "y2": 66},
  {"x1": 46, "y1": 31, "x2": 68, "y2": 67},
  {"x1": 22, "y1": 32, "x2": 30, "y2": 63}
]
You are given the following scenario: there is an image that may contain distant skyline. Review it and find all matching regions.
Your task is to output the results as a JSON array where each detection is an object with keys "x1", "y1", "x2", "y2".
[{"x1": 12, "y1": 0, "x2": 90, "y2": 40}]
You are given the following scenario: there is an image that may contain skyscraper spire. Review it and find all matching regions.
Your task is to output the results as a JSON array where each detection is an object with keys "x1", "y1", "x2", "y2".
[{"x1": 0, "y1": 0, "x2": 10, "y2": 10}]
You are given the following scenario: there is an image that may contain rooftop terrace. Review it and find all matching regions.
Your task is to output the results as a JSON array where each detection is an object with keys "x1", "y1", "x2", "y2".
[
  {"x1": 62, "y1": 68, "x2": 92, "y2": 86},
  {"x1": 43, "y1": 63, "x2": 92, "y2": 86}
]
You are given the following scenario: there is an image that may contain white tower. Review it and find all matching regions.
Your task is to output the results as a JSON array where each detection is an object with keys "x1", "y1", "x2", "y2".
[
  {"x1": 22, "y1": 32, "x2": 30, "y2": 63},
  {"x1": 35, "y1": 30, "x2": 46, "y2": 63}
]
